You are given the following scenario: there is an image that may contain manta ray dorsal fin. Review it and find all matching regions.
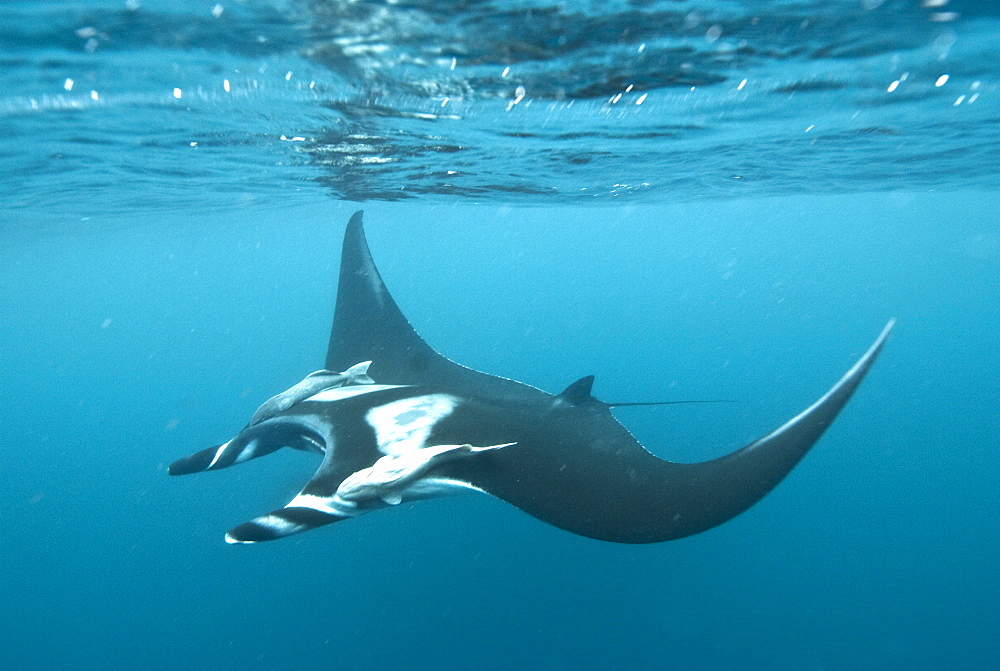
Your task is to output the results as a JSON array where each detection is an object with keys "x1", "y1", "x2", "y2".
[
  {"x1": 325, "y1": 211, "x2": 549, "y2": 401},
  {"x1": 557, "y1": 376, "x2": 597, "y2": 405}
]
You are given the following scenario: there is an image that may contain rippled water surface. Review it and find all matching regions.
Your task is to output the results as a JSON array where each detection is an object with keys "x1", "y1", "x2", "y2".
[{"x1": 3, "y1": 0, "x2": 998, "y2": 213}]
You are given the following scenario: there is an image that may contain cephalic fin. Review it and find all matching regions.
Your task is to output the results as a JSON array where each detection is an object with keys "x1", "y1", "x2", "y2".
[
  {"x1": 168, "y1": 444, "x2": 225, "y2": 475},
  {"x1": 225, "y1": 507, "x2": 346, "y2": 544},
  {"x1": 167, "y1": 424, "x2": 323, "y2": 476}
]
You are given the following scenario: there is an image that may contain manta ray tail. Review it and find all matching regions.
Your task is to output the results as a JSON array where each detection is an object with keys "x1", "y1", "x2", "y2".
[{"x1": 606, "y1": 399, "x2": 739, "y2": 408}]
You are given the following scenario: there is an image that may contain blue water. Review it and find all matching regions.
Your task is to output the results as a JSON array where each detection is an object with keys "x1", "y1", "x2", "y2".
[{"x1": 1, "y1": 2, "x2": 998, "y2": 669}]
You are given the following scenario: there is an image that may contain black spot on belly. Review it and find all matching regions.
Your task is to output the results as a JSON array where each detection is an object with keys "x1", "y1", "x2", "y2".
[{"x1": 396, "y1": 409, "x2": 425, "y2": 424}]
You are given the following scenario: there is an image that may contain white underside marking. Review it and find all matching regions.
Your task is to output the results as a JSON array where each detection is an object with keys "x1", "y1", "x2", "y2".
[
  {"x1": 292, "y1": 478, "x2": 481, "y2": 514},
  {"x1": 336, "y1": 442, "x2": 513, "y2": 503},
  {"x1": 233, "y1": 438, "x2": 260, "y2": 464},
  {"x1": 207, "y1": 439, "x2": 232, "y2": 469},
  {"x1": 287, "y1": 492, "x2": 362, "y2": 517},
  {"x1": 365, "y1": 394, "x2": 458, "y2": 456},
  {"x1": 400, "y1": 476, "x2": 484, "y2": 499},
  {"x1": 307, "y1": 384, "x2": 408, "y2": 403},
  {"x1": 225, "y1": 514, "x2": 305, "y2": 544}
]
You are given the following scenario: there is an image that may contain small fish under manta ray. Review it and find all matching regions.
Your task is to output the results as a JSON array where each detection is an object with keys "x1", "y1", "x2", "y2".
[{"x1": 169, "y1": 211, "x2": 895, "y2": 545}]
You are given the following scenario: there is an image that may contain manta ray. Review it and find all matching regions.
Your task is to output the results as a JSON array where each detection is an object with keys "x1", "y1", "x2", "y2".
[{"x1": 170, "y1": 211, "x2": 894, "y2": 544}]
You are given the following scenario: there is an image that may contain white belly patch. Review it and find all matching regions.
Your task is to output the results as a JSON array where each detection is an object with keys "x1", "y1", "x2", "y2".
[{"x1": 365, "y1": 394, "x2": 459, "y2": 456}]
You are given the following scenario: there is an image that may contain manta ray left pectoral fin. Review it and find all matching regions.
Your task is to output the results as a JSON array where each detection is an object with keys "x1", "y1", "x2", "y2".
[{"x1": 326, "y1": 212, "x2": 550, "y2": 403}]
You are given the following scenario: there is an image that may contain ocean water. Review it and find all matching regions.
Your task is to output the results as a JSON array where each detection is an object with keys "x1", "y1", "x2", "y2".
[{"x1": 1, "y1": 1, "x2": 998, "y2": 669}]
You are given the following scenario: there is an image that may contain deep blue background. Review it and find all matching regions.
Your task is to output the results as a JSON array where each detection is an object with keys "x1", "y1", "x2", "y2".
[{"x1": 1, "y1": 193, "x2": 997, "y2": 668}]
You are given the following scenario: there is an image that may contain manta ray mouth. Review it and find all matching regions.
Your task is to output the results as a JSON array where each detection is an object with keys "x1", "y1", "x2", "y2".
[
  {"x1": 293, "y1": 428, "x2": 327, "y2": 453},
  {"x1": 242, "y1": 420, "x2": 329, "y2": 456}
]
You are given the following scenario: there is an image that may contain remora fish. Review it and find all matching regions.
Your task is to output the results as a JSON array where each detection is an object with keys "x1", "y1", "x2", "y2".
[
  {"x1": 247, "y1": 361, "x2": 374, "y2": 427},
  {"x1": 169, "y1": 211, "x2": 894, "y2": 544}
]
